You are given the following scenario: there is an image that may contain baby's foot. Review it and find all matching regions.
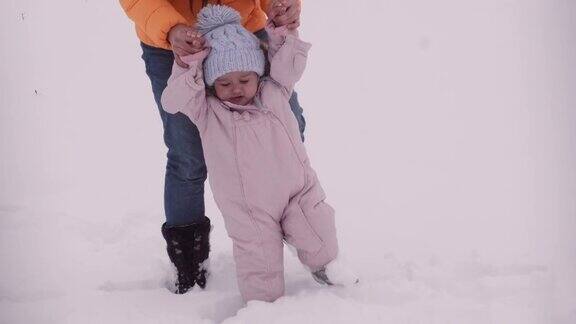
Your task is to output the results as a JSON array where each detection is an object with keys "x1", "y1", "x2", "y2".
[
  {"x1": 312, "y1": 268, "x2": 333, "y2": 285},
  {"x1": 312, "y1": 257, "x2": 359, "y2": 286}
]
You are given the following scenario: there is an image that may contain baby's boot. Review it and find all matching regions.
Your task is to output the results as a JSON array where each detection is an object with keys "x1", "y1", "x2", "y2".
[
  {"x1": 161, "y1": 216, "x2": 211, "y2": 294},
  {"x1": 312, "y1": 256, "x2": 359, "y2": 286}
]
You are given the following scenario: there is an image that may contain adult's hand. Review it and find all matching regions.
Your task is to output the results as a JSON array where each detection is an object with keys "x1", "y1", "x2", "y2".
[
  {"x1": 268, "y1": 0, "x2": 301, "y2": 29},
  {"x1": 168, "y1": 24, "x2": 206, "y2": 68}
]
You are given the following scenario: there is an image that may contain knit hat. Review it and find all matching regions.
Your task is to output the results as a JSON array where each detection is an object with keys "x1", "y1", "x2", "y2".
[{"x1": 197, "y1": 5, "x2": 266, "y2": 86}]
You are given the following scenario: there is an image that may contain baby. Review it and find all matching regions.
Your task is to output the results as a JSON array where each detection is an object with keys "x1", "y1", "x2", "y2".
[{"x1": 161, "y1": 5, "x2": 356, "y2": 302}]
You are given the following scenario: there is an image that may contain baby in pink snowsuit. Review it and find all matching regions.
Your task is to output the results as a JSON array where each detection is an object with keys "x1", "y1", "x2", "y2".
[{"x1": 161, "y1": 5, "x2": 344, "y2": 302}]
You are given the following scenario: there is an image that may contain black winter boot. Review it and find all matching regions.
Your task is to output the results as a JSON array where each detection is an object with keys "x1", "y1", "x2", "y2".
[{"x1": 161, "y1": 216, "x2": 211, "y2": 294}]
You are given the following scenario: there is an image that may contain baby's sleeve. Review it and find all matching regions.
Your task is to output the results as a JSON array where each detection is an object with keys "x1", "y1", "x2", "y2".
[
  {"x1": 161, "y1": 49, "x2": 210, "y2": 127},
  {"x1": 266, "y1": 23, "x2": 312, "y2": 96}
]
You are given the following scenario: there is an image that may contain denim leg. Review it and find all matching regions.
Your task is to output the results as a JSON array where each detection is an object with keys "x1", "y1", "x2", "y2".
[
  {"x1": 254, "y1": 29, "x2": 307, "y2": 142},
  {"x1": 141, "y1": 43, "x2": 207, "y2": 226}
]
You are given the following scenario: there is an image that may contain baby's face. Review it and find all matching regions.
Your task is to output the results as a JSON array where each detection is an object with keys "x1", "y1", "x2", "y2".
[{"x1": 214, "y1": 71, "x2": 259, "y2": 106}]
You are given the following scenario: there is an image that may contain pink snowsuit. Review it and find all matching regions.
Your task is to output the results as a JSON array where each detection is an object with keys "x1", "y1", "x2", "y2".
[{"x1": 161, "y1": 25, "x2": 338, "y2": 302}]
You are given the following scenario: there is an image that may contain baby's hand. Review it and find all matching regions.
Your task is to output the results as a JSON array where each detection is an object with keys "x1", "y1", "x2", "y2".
[
  {"x1": 265, "y1": 16, "x2": 297, "y2": 41},
  {"x1": 186, "y1": 30, "x2": 206, "y2": 53},
  {"x1": 180, "y1": 48, "x2": 210, "y2": 66}
]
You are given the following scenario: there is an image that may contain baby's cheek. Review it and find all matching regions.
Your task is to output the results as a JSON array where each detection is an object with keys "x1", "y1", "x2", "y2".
[
  {"x1": 214, "y1": 87, "x2": 227, "y2": 100},
  {"x1": 249, "y1": 81, "x2": 259, "y2": 96}
]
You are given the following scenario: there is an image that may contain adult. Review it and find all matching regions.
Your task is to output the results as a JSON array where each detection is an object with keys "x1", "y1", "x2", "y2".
[{"x1": 119, "y1": 0, "x2": 304, "y2": 293}]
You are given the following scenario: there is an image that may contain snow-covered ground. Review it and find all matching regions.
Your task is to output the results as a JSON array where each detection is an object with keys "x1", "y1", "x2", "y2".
[{"x1": 1, "y1": 0, "x2": 575, "y2": 323}]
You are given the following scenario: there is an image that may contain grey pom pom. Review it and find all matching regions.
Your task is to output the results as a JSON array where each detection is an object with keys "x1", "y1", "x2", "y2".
[{"x1": 197, "y1": 5, "x2": 241, "y2": 34}]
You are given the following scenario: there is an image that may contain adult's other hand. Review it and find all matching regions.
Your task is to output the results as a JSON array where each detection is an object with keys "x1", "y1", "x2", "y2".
[{"x1": 268, "y1": 0, "x2": 301, "y2": 29}]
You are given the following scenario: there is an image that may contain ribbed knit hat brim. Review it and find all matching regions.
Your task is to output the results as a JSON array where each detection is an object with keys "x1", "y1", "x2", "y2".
[{"x1": 204, "y1": 48, "x2": 265, "y2": 86}]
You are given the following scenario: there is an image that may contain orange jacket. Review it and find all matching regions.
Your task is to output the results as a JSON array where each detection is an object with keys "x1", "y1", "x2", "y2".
[{"x1": 120, "y1": 0, "x2": 271, "y2": 50}]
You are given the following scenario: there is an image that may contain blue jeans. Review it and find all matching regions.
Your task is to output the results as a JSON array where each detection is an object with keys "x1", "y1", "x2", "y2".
[{"x1": 140, "y1": 35, "x2": 306, "y2": 226}]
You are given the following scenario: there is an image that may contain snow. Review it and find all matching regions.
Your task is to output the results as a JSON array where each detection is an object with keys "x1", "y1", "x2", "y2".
[
  {"x1": 1, "y1": 0, "x2": 575, "y2": 323},
  {"x1": 321, "y1": 255, "x2": 359, "y2": 286}
]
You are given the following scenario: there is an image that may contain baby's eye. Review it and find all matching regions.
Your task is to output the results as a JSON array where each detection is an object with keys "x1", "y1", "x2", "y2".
[
  {"x1": 219, "y1": 83, "x2": 231, "y2": 87},
  {"x1": 240, "y1": 80, "x2": 249, "y2": 84}
]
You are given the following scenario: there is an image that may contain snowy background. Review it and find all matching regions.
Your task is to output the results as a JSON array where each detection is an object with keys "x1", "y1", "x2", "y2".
[{"x1": 1, "y1": 0, "x2": 575, "y2": 323}]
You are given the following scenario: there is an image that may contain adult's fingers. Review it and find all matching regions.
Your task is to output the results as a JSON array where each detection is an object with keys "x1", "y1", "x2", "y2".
[
  {"x1": 173, "y1": 40, "x2": 196, "y2": 56},
  {"x1": 267, "y1": 4, "x2": 286, "y2": 21},
  {"x1": 185, "y1": 30, "x2": 203, "y2": 40},
  {"x1": 274, "y1": 13, "x2": 297, "y2": 27},
  {"x1": 183, "y1": 30, "x2": 206, "y2": 53},
  {"x1": 274, "y1": 5, "x2": 300, "y2": 26},
  {"x1": 191, "y1": 37, "x2": 206, "y2": 50},
  {"x1": 286, "y1": 17, "x2": 300, "y2": 30},
  {"x1": 284, "y1": 1, "x2": 301, "y2": 17}
]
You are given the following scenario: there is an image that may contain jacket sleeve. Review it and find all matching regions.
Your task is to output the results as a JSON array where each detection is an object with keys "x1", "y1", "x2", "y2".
[
  {"x1": 161, "y1": 50, "x2": 210, "y2": 127},
  {"x1": 265, "y1": 22, "x2": 312, "y2": 95},
  {"x1": 119, "y1": 0, "x2": 188, "y2": 49},
  {"x1": 260, "y1": 0, "x2": 271, "y2": 14}
]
